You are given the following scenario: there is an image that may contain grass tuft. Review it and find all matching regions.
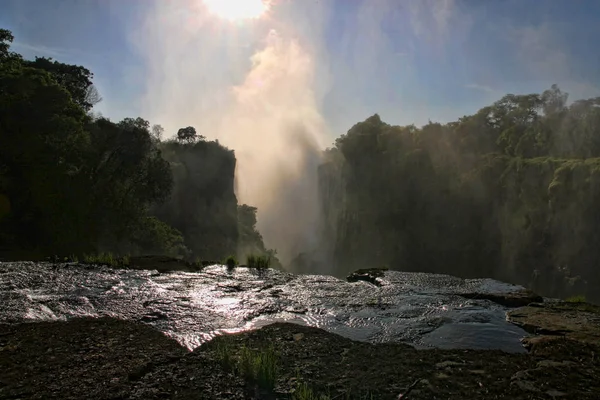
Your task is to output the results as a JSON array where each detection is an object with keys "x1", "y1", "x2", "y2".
[
  {"x1": 82, "y1": 252, "x2": 130, "y2": 267},
  {"x1": 213, "y1": 339, "x2": 278, "y2": 391},
  {"x1": 238, "y1": 345, "x2": 278, "y2": 390},
  {"x1": 223, "y1": 255, "x2": 237, "y2": 269},
  {"x1": 292, "y1": 382, "x2": 331, "y2": 400},
  {"x1": 246, "y1": 254, "x2": 271, "y2": 270},
  {"x1": 565, "y1": 294, "x2": 586, "y2": 303}
]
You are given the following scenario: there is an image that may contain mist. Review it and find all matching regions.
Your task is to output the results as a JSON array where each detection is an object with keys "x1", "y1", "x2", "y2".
[
  {"x1": 221, "y1": 30, "x2": 328, "y2": 264},
  {"x1": 134, "y1": 1, "x2": 332, "y2": 265}
]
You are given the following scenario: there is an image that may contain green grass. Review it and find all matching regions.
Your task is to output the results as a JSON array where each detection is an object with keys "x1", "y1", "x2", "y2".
[
  {"x1": 192, "y1": 257, "x2": 204, "y2": 271},
  {"x1": 292, "y1": 384, "x2": 376, "y2": 400},
  {"x1": 82, "y1": 252, "x2": 130, "y2": 267},
  {"x1": 565, "y1": 294, "x2": 586, "y2": 303},
  {"x1": 213, "y1": 339, "x2": 278, "y2": 391},
  {"x1": 292, "y1": 382, "x2": 331, "y2": 400},
  {"x1": 215, "y1": 340, "x2": 232, "y2": 369},
  {"x1": 223, "y1": 255, "x2": 238, "y2": 269},
  {"x1": 238, "y1": 345, "x2": 278, "y2": 390},
  {"x1": 246, "y1": 254, "x2": 271, "y2": 270},
  {"x1": 211, "y1": 339, "x2": 377, "y2": 399}
]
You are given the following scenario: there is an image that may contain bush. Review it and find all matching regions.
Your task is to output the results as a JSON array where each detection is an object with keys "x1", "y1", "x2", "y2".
[
  {"x1": 223, "y1": 255, "x2": 237, "y2": 269},
  {"x1": 82, "y1": 252, "x2": 130, "y2": 267},
  {"x1": 565, "y1": 295, "x2": 586, "y2": 303},
  {"x1": 247, "y1": 254, "x2": 271, "y2": 269}
]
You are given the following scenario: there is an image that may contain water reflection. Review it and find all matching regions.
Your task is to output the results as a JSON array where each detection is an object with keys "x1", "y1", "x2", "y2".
[{"x1": 0, "y1": 262, "x2": 529, "y2": 352}]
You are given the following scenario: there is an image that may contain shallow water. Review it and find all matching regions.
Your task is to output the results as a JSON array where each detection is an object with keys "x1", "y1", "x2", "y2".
[{"x1": 0, "y1": 262, "x2": 529, "y2": 352}]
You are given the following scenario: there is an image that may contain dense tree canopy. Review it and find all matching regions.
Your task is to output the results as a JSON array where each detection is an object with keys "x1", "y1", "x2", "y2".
[
  {"x1": 320, "y1": 87, "x2": 600, "y2": 302},
  {"x1": 0, "y1": 29, "x2": 273, "y2": 262}
]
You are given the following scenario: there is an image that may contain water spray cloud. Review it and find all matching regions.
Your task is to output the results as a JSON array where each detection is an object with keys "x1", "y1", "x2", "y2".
[{"x1": 136, "y1": 0, "x2": 329, "y2": 265}]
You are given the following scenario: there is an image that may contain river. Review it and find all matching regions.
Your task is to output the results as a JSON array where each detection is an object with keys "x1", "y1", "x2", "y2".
[{"x1": 0, "y1": 262, "x2": 531, "y2": 352}]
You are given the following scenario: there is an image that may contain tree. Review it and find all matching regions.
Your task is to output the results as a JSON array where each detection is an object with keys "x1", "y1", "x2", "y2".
[
  {"x1": 0, "y1": 28, "x2": 21, "y2": 67},
  {"x1": 0, "y1": 48, "x2": 91, "y2": 254},
  {"x1": 23, "y1": 56, "x2": 95, "y2": 111},
  {"x1": 0, "y1": 28, "x2": 14, "y2": 59},
  {"x1": 176, "y1": 126, "x2": 205, "y2": 143},
  {"x1": 151, "y1": 124, "x2": 164, "y2": 142},
  {"x1": 84, "y1": 84, "x2": 102, "y2": 109}
]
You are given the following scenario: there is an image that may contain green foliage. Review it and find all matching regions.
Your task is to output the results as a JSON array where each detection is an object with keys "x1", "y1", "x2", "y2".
[
  {"x1": 292, "y1": 383, "x2": 331, "y2": 400},
  {"x1": 247, "y1": 254, "x2": 271, "y2": 270},
  {"x1": 214, "y1": 340, "x2": 233, "y2": 369},
  {"x1": 237, "y1": 345, "x2": 278, "y2": 390},
  {"x1": 223, "y1": 255, "x2": 238, "y2": 269},
  {"x1": 324, "y1": 85, "x2": 600, "y2": 303},
  {"x1": 23, "y1": 56, "x2": 95, "y2": 111},
  {"x1": 82, "y1": 252, "x2": 130, "y2": 267},
  {"x1": 176, "y1": 126, "x2": 204, "y2": 143},
  {"x1": 212, "y1": 339, "x2": 278, "y2": 391},
  {"x1": 130, "y1": 216, "x2": 188, "y2": 257},
  {"x1": 565, "y1": 295, "x2": 586, "y2": 303},
  {"x1": 0, "y1": 28, "x2": 267, "y2": 263}
]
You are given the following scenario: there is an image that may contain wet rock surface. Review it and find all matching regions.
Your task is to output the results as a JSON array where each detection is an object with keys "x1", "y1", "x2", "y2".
[
  {"x1": 457, "y1": 290, "x2": 543, "y2": 308},
  {"x1": 0, "y1": 262, "x2": 541, "y2": 353},
  {"x1": 127, "y1": 255, "x2": 197, "y2": 273},
  {"x1": 346, "y1": 268, "x2": 387, "y2": 286},
  {"x1": 508, "y1": 301, "x2": 600, "y2": 344},
  {"x1": 1, "y1": 317, "x2": 598, "y2": 399}
]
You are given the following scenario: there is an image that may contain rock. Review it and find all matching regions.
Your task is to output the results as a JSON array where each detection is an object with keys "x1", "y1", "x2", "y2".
[
  {"x1": 512, "y1": 379, "x2": 539, "y2": 392},
  {"x1": 128, "y1": 255, "x2": 192, "y2": 273},
  {"x1": 536, "y1": 360, "x2": 573, "y2": 368},
  {"x1": 435, "y1": 360, "x2": 464, "y2": 368},
  {"x1": 507, "y1": 301, "x2": 600, "y2": 344},
  {"x1": 2, "y1": 317, "x2": 600, "y2": 399},
  {"x1": 546, "y1": 389, "x2": 568, "y2": 398},
  {"x1": 346, "y1": 268, "x2": 388, "y2": 286},
  {"x1": 458, "y1": 290, "x2": 543, "y2": 308}
]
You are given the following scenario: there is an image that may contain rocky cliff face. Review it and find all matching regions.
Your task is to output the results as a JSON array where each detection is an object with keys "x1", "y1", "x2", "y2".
[
  {"x1": 316, "y1": 115, "x2": 600, "y2": 303},
  {"x1": 154, "y1": 140, "x2": 238, "y2": 260}
]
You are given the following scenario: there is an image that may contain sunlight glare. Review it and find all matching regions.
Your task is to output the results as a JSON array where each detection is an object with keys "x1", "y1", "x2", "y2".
[{"x1": 203, "y1": 0, "x2": 268, "y2": 21}]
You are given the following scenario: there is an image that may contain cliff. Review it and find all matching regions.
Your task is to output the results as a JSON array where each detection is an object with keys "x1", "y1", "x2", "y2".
[{"x1": 153, "y1": 140, "x2": 238, "y2": 260}]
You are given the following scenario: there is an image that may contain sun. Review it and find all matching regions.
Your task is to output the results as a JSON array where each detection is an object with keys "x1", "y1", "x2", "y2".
[{"x1": 203, "y1": 0, "x2": 268, "y2": 21}]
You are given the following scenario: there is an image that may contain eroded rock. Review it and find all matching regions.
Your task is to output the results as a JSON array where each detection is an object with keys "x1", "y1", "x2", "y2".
[
  {"x1": 458, "y1": 290, "x2": 543, "y2": 308},
  {"x1": 346, "y1": 268, "x2": 388, "y2": 286},
  {"x1": 507, "y1": 301, "x2": 600, "y2": 344}
]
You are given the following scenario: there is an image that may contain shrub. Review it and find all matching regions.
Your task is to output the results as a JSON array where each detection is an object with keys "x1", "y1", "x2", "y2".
[
  {"x1": 223, "y1": 255, "x2": 238, "y2": 269},
  {"x1": 247, "y1": 254, "x2": 271, "y2": 270}
]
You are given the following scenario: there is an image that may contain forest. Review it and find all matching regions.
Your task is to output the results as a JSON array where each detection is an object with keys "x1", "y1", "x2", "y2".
[
  {"x1": 2, "y1": 27, "x2": 599, "y2": 302},
  {"x1": 0, "y1": 28, "x2": 270, "y2": 263},
  {"x1": 320, "y1": 88, "x2": 600, "y2": 302}
]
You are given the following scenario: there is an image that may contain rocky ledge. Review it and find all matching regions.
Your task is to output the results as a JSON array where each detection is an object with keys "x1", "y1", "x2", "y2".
[{"x1": 1, "y1": 304, "x2": 599, "y2": 400}]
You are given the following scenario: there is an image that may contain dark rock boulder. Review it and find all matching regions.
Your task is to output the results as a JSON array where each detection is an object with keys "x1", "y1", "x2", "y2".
[{"x1": 346, "y1": 268, "x2": 388, "y2": 286}]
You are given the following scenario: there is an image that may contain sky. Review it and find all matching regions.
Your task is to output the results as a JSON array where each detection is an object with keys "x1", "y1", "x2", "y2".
[
  {"x1": 2, "y1": 0, "x2": 599, "y2": 141},
  {"x1": 2, "y1": 0, "x2": 600, "y2": 262}
]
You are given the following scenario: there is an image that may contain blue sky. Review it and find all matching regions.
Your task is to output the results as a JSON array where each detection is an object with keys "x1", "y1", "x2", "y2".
[{"x1": 2, "y1": 0, "x2": 600, "y2": 142}]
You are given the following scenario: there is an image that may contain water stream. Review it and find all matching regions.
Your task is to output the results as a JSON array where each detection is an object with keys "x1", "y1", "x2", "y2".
[{"x1": 0, "y1": 262, "x2": 529, "y2": 352}]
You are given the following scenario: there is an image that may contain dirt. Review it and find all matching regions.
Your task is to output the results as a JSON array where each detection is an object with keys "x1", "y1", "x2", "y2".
[{"x1": 1, "y1": 313, "x2": 599, "y2": 400}]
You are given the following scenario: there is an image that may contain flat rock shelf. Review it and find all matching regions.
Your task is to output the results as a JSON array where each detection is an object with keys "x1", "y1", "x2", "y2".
[
  {"x1": 1, "y1": 261, "x2": 599, "y2": 399},
  {"x1": 0, "y1": 317, "x2": 598, "y2": 399}
]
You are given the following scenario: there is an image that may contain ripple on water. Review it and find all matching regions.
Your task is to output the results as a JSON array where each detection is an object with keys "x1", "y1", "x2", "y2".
[{"x1": 0, "y1": 262, "x2": 530, "y2": 352}]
